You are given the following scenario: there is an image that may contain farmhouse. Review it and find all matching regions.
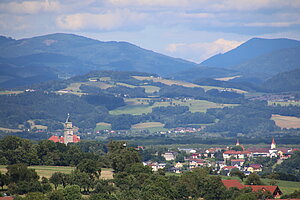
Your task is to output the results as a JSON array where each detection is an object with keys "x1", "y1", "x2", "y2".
[
  {"x1": 223, "y1": 150, "x2": 251, "y2": 160},
  {"x1": 222, "y1": 180, "x2": 283, "y2": 198}
]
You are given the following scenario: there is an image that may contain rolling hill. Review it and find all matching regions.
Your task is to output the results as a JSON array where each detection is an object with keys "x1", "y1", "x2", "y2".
[
  {"x1": 263, "y1": 68, "x2": 300, "y2": 92},
  {"x1": 0, "y1": 33, "x2": 197, "y2": 88}
]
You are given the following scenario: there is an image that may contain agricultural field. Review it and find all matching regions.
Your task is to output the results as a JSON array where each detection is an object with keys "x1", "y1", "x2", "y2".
[
  {"x1": 261, "y1": 178, "x2": 300, "y2": 195},
  {"x1": 131, "y1": 122, "x2": 167, "y2": 133},
  {"x1": 95, "y1": 122, "x2": 111, "y2": 131},
  {"x1": 110, "y1": 98, "x2": 238, "y2": 115},
  {"x1": 215, "y1": 75, "x2": 241, "y2": 81},
  {"x1": 27, "y1": 120, "x2": 48, "y2": 130},
  {"x1": 0, "y1": 127, "x2": 22, "y2": 133},
  {"x1": 0, "y1": 90, "x2": 23, "y2": 95},
  {"x1": 271, "y1": 114, "x2": 300, "y2": 129},
  {"x1": 268, "y1": 101, "x2": 300, "y2": 106},
  {"x1": 0, "y1": 165, "x2": 113, "y2": 179},
  {"x1": 132, "y1": 75, "x2": 247, "y2": 93}
]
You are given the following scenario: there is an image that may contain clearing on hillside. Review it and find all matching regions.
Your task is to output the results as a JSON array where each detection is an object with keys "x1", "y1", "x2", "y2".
[
  {"x1": 132, "y1": 76, "x2": 247, "y2": 93},
  {"x1": 95, "y1": 122, "x2": 112, "y2": 131},
  {"x1": 132, "y1": 122, "x2": 164, "y2": 129},
  {"x1": 271, "y1": 114, "x2": 300, "y2": 129},
  {"x1": 109, "y1": 98, "x2": 238, "y2": 115},
  {"x1": 215, "y1": 75, "x2": 241, "y2": 81},
  {"x1": 0, "y1": 127, "x2": 22, "y2": 133}
]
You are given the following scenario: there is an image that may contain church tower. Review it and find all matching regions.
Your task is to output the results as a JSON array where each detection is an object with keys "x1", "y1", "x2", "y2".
[
  {"x1": 271, "y1": 137, "x2": 276, "y2": 149},
  {"x1": 64, "y1": 113, "x2": 74, "y2": 145},
  {"x1": 236, "y1": 139, "x2": 240, "y2": 146}
]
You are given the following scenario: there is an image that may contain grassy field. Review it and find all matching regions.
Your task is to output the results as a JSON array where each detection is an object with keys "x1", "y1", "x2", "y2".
[
  {"x1": 0, "y1": 90, "x2": 23, "y2": 95},
  {"x1": 84, "y1": 81, "x2": 114, "y2": 89},
  {"x1": 95, "y1": 122, "x2": 112, "y2": 131},
  {"x1": 0, "y1": 127, "x2": 22, "y2": 133},
  {"x1": 271, "y1": 114, "x2": 300, "y2": 129},
  {"x1": 261, "y1": 178, "x2": 300, "y2": 195},
  {"x1": 110, "y1": 98, "x2": 238, "y2": 115},
  {"x1": 132, "y1": 76, "x2": 247, "y2": 93},
  {"x1": 132, "y1": 122, "x2": 164, "y2": 129},
  {"x1": 215, "y1": 75, "x2": 241, "y2": 81},
  {"x1": 0, "y1": 165, "x2": 113, "y2": 179},
  {"x1": 268, "y1": 101, "x2": 300, "y2": 106},
  {"x1": 131, "y1": 122, "x2": 167, "y2": 133},
  {"x1": 27, "y1": 120, "x2": 48, "y2": 130},
  {"x1": 140, "y1": 85, "x2": 160, "y2": 93}
]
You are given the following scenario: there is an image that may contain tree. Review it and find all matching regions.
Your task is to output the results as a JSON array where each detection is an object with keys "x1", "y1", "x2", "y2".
[
  {"x1": 50, "y1": 172, "x2": 71, "y2": 189},
  {"x1": 41, "y1": 177, "x2": 52, "y2": 193},
  {"x1": 235, "y1": 193, "x2": 257, "y2": 200},
  {"x1": 71, "y1": 170, "x2": 93, "y2": 192},
  {"x1": 22, "y1": 192, "x2": 47, "y2": 200},
  {"x1": 6, "y1": 163, "x2": 39, "y2": 183},
  {"x1": 108, "y1": 141, "x2": 141, "y2": 172},
  {"x1": 230, "y1": 169, "x2": 246, "y2": 181},
  {"x1": 47, "y1": 190, "x2": 65, "y2": 200},
  {"x1": 231, "y1": 146, "x2": 244, "y2": 151},
  {"x1": 0, "y1": 171, "x2": 9, "y2": 190},
  {"x1": 77, "y1": 159, "x2": 101, "y2": 179},
  {"x1": 63, "y1": 185, "x2": 82, "y2": 200},
  {"x1": 50, "y1": 172, "x2": 64, "y2": 190},
  {"x1": 245, "y1": 173, "x2": 264, "y2": 185}
]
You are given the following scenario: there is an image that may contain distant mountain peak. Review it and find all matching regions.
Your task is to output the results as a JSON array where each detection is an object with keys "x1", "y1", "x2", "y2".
[{"x1": 200, "y1": 37, "x2": 300, "y2": 69}]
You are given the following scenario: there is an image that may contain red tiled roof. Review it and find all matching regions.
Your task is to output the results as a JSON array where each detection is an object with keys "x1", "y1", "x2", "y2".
[
  {"x1": 73, "y1": 135, "x2": 80, "y2": 143},
  {"x1": 223, "y1": 150, "x2": 251, "y2": 154},
  {"x1": 249, "y1": 164, "x2": 262, "y2": 169},
  {"x1": 245, "y1": 185, "x2": 281, "y2": 194},
  {"x1": 231, "y1": 159, "x2": 245, "y2": 162},
  {"x1": 222, "y1": 180, "x2": 282, "y2": 196},
  {"x1": 222, "y1": 166, "x2": 237, "y2": 170},
  {"x1": 48, "y1": 135, "x2": 60, "y2": 143},
  {"x1": 222, "y1": 180, "x2": 244, "y2": 189},
  {"x1": 0, "y1": 197, "x2": 14, "y2": 200}
]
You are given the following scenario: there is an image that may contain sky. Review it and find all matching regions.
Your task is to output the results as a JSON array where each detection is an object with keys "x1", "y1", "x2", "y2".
[{"x1": 0, "y1": 0, "x2": 300, "y2": 63}]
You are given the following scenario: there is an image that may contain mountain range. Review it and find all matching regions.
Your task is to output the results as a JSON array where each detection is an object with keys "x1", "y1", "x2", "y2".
[
  {"x1": 0, "y1": 33, "x2": 196, "y2": 88},
  {"x1": 0, "y1": 33, "x2": 300, "y2": 91}
]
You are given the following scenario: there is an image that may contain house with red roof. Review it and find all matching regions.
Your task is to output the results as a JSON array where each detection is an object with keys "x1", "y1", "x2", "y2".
[
  {"x1": 231, "y1": 159, "x2": 245, "y2": 167},
  {"x1": 223, "y1": 150, "x2": 251, "y2": 160},
  {"x1": 247, "y1": 164, "x2": 262, "y2": 173},
  {"x1": 245, "y1": 185, "x2": 282, "y2": 198},
  {"x1": 221, "y1": 180, "x2": 283, "y2": 198}
]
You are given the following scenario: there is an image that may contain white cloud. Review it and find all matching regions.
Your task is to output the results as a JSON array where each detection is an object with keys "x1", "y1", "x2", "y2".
[
  {"x1": 245, "y1": 21, "x2": 300, "y2": 27},
  {"x1": 165, "y1": 38, "x2": 243, "y2": 62},
  {"x1": 0, "y1": 0, "x2": 61, "y2": 14},
  {"x1": 56, "y1": 9, "x2": 148, "y2": 31}
]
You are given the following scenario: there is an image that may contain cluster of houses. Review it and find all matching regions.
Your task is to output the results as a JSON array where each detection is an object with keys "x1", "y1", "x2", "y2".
[
  {"x1": 142, "y1": 138, "x2": 299, "y2": 198},
  {"x1": 144, "y1": 138, "x2": 298, "y2": 175}
]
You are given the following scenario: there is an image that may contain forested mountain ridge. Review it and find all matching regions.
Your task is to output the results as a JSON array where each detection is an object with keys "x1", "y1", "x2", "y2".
[
  {"x1": 175, "y1": 38, "x2": 300, "y2": 83},
  {"x1": 201, "y1": 38, "x2": 300, "y2": 69},
  {"x1": 263, "y1": 68, "x2": 300, "y2": 92},
  {"x1": 0, "y1": 33, "x2": 197, "y2": 88}
]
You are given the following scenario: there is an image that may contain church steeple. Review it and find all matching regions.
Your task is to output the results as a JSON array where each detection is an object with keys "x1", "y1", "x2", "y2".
[
  {"x1": 271, "y1": 137, "x2": 276, "y2": 149},
  {"x1": 64, "y1": 113, "x2": 74, "y2": 145},
  {"x1": 236, "y1": 139, "x2": 240, "y2": 146},
  {"x1": 66, "y1": 113, "x2": 71, "y2": 123}
]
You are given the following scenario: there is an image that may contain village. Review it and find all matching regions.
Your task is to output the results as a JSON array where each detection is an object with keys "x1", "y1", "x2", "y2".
[{"x1": 142, "y1": 138, "x2": 297, "y2": 174}]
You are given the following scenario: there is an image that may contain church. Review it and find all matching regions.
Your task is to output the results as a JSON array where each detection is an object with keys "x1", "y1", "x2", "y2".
[{"x1": 48, "y1": 113, "x2": 80, "y2": 145}]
